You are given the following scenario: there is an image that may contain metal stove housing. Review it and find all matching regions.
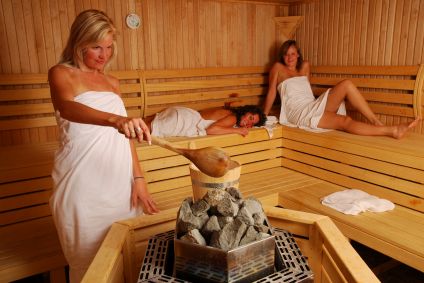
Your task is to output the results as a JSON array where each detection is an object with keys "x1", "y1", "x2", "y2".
[{"x1": 138, "y1": 228, "x2": 313, "y2": 283}]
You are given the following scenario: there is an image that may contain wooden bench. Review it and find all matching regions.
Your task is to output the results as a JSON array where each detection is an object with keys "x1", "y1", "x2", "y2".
[
  {"x1": 0, "y1": 64, "x2": 423, "y2": 281},
  {"x1": 278, "y1": 65, "x2": 424, "y2": 272},
  {"x1": 0, "y1": 67, "x2": 272, "y2": 282},
  {"x1": 0, "y1": 70, "x2": 147, "y2": 282},
  {"x1": 83, "y1": 206, "x2": 379, "y2": 283}
]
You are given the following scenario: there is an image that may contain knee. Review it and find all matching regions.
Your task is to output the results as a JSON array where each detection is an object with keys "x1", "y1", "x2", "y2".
[
  {"x1": 338, "y1": 115, "x2": 353, "y2": 130},
  {"x1": 338, "y1": 79, "x2": 355, "y2": 90}
]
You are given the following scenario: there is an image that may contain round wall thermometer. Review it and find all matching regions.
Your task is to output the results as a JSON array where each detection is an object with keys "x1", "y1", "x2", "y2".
[{"x1": 126, "y1": 13, "x2": 141, "y2": 29}]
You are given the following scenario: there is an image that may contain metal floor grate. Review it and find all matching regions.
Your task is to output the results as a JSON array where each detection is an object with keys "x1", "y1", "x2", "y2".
[{"x1": 138, "y1": 228, "x2": 313, "y2": 283}]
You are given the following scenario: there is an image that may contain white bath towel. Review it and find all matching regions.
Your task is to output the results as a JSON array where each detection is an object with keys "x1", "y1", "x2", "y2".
[
  {"x1": 321, "y1": 189, "x2": 395, "y2": 215},
  {"x1": 263, "y1": 116, "x2": 278, "y2": 138},
  {"x1": 277, "y1": 76, "x2": 346, "y2": 132},
  {"x1": 50, "y1": 91, "x2": 138, "y2": 282},
  {"x1": 151, "y1": 106, "x2": 215, "y2": 137}
]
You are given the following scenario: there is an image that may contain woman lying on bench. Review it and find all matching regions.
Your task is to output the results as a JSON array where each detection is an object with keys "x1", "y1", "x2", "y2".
[
  {"x1": 263, "y1": 40, "x2": 420, "y2": 139},
  {"x1": 144, "y1": 105, "x2": 266, "y2": 137}
]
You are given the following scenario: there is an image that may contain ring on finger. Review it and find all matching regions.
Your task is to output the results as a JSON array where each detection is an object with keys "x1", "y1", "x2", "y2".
[{"x1": 135, "y1": 126, "x2": 142, "y2": 132}]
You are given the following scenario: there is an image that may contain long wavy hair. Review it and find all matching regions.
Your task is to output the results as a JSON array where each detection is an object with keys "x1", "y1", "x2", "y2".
[
  {"x1": 278, "y1": 40, "x2": 304, "y2": 71},
  {"x1": 59, "y1": 9, "x2": 117, "y2": 69},
  {"x1": 228, "y1": 105, "x2": 267, "y2": 127}
]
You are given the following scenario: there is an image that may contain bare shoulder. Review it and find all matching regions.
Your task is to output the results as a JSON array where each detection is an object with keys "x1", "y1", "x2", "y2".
[
  {"x1": 48, "y1": 64, "x2": 75, "y2": 88},
  {"x1": 105, "y1": 73, "x2": 120, "y2": 94},
  {"x1": 200, "y1": 107, "x2": 231, "y2": 120},
  {"x1": 270, "y1": 62, "x2": 285, "y2": 74},
  {"x1": 269, "y1": 62, "x2": 287, "y2": 81},
  {"x1": 48, "y1": 64, "x2": 71, "y2": 79},
  {"x1": 300, "y1": 61, "x2": 310, "y2": 75}
]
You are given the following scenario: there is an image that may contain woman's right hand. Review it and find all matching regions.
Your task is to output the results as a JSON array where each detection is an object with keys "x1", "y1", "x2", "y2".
[
  {"x1": 113, "y1": 116, "x2": 152, "y2": 143},
  {"x1": 237, "y1": 127, "x2": 249, "y2": 137}
]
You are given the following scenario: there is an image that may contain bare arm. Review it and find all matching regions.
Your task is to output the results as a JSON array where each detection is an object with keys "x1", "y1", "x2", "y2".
[
  {"x1": 206, "y1": 114, "x2": 249, "y2": 136},
  {"x1": 49, "y1": 66, "x2": 120, "y2": 126},
  {"x1": 302, "y1": 61, "x2": 311, "y2": 80},
  {"x1": 129, "y1": 140, "x2": 159, "y2": 214},
  {"x1": 48, "y1": 65, "x2": 151, "y2": 143},
  {"x1": 263, "y1": 64, "x2": 280, "y2": 115}
]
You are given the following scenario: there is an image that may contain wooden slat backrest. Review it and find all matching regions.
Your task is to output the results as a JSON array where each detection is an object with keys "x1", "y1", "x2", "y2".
[
  {"x1": 280, "y1": 126, "x2": 424, "y2": 213},
  {"x1": 141, "y1": 66, "x2": 269, "y2": 117},
  {"x1": 310, "y1": 65, "x2": 424, "y2": 118},
  {"x1": 0, "y1": 126, "x2": 282, "y2": 226},
  {"x1": 0, "y1": 71, "x2": 143, "y2": 131},
  {"x1": 1, "y1": 65, "x2": 423, "y2": 146},
  {"x1": 0, "y1": 141, "x2": 56, "y2": 226},
  {"x1": 137, "y1": 127, "x2": 282, "y2": 196}
]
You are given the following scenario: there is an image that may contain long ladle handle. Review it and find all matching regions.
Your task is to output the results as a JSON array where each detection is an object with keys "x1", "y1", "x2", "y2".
[{"x1": 150, "y1": 136, "x2": 185, "y2": 155}]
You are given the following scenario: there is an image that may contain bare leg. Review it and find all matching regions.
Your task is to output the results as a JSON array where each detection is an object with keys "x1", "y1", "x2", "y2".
[
  {"x1": 326, "y1": 79, "x2": 383, "y2": 126},
  {"x1": 318, "y1": 112, "x2": 420, "y2": 139}
]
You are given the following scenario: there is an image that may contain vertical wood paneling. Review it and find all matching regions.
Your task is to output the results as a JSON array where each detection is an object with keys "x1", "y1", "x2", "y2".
[
  {"x1": 1, "y1": 0, "x2": 422, "y2": 70},
  {"x1": 22, "y1": 0, "x2": 37, "y2": 73},
  {"x1": 3, "y1": 0, "x2": 20, "y2": 73},
  {"x1": 13, "y1": 0, "x2": 30, "y2": 73},
  {"x1": 414, "y1": 1, "x2": 424, "y2": 64},
  {"x1": 50, "y1": 0, "x2": 63, "y2": 66},
  {"x1": 40, "y1": 0, "x2": 56, "y2": 68},
  {"x1": 0, "y1": 1, "x2": 11, "y2": 72},
  {"x1": 0, "y1": 0, "x2": 288, "y2": 146},
  {"x1": 139, "y1": 0, "x2": 285, "y2": 69},
  {"x1": 406, "y1": 0, "x2": 419, "y2": 65},
  {"x1": 290, "y1": 0, "x2": 424, "y2": 133},
  {"x1": 2, "y1": 0, "x2": 423, "y2": 143},
  {"x1": 0, "y1": 0, "x2": 287, "y2": 73}
]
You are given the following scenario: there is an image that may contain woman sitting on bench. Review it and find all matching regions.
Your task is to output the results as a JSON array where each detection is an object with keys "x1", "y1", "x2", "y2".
[
  {"x1": 144, "y1": 105, "x2": 266, "y2": 137},
  {"x1": 263, "y1": 40, "x2": 420, "y2": 139}
]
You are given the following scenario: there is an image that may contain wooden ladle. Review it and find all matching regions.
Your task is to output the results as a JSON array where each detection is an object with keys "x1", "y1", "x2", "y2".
[{"x1": 151, "y1": 136, "x2": 231, "y2": 177}]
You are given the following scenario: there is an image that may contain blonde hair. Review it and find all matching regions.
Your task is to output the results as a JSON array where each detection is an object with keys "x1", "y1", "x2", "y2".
[{"x1": 60, "y1": 9, "x2": 117, "y2": 69}]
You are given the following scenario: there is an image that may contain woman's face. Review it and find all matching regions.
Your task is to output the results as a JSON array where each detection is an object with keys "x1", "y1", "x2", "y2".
[
  {"x1": 240, "y1": 113, "x2": 260, "y2": 128},
  {"x1": 284, "y1": 45, "x2": 299, "y2": 68},
  {"x1": 81, "y1": 33, "x2": 114, "y2": 71}
]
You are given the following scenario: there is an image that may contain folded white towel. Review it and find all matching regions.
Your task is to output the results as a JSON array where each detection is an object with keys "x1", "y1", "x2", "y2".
[
  {"x1": 263, "y1": 116, "x2": 278, "y2": 138},
  {"x1": 321, "y1": 189, "x2": 395, "y2": 215}
]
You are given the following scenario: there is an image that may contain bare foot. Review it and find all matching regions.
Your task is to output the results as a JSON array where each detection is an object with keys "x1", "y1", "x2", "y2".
[{"x1": 392, "y1": 118, "x2": 421, "y2": 139}]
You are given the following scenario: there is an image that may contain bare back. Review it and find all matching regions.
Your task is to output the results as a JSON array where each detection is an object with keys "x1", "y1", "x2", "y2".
[{"x1": 199, "y1": 107, "x2": 232, "y2": 121}]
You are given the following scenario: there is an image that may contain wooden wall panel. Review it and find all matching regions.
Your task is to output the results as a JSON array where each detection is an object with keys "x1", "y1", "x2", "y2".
[
  {"x1": 0, "y1": 0, "x2": 287, "y2": 74},
  {"x1": 141, "y1": 0, "x2": 286, "y2": 69},
  {"x1": 290, "y1": 0, "x2": 424, "y2": 66},
  {"x1": 2, "y1": 0, "x2": 423, "y2": 143},
  {"x1": 0, "y1": 0, "x2": 288, "y2": 146},
  {"x1": 290, "y1": 0, "x2": 424, "y2": 133}
]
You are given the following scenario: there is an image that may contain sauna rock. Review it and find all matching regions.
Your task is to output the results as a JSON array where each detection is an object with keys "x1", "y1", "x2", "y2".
[{"x1": 176, "y1": 187, "x2": 272, "y2": 251}]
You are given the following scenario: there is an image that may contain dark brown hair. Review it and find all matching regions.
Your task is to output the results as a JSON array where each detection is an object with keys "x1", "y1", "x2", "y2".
[
  {"x1": 278, "y1": 40, "x2": 304, "y2": 71},
  {"x1": 228, "y1": 105, "x2": 267, "y2": 127}
]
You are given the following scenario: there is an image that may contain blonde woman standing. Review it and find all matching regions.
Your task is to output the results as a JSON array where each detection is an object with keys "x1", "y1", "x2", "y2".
[{"x1": 48, "y1": 10, "x2": 159, "y2": 282}]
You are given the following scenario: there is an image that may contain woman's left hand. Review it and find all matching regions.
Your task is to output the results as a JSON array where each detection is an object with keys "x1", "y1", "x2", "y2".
[{"x1": 131, "y1": 178, "x2": 159, "y2": 214}]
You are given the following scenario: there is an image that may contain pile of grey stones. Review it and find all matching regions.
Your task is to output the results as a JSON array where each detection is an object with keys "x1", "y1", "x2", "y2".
[{"x1": 176, "y1": 187, "x2": 272, "y2": 251}]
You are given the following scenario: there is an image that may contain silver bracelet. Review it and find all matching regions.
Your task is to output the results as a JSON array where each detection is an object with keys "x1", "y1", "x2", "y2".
[{"x1": 134, "y1": 176, "x2": 145, "y2": 181}]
